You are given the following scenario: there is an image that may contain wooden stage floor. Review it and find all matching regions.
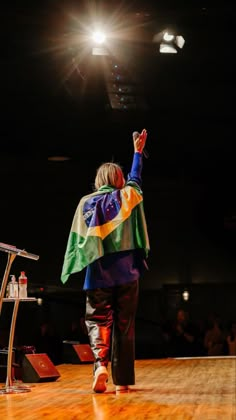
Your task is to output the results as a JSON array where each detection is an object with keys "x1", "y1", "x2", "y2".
[{"x1": 0, "y1": 357, "x2": 236, "y2": 419}]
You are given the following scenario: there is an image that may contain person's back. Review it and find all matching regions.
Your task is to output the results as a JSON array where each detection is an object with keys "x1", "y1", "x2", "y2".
[{"x1": 61, "y1": 128, "x2": 150, "y2": 393}]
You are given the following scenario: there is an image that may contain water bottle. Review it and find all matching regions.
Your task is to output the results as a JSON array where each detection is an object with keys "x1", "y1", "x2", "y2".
[
  {"x1": 9, "y1": 275, "x2": 19, "y2": 298},
  {"x1": 18, "y1": 271, "x2": 28, "y2": 299}
]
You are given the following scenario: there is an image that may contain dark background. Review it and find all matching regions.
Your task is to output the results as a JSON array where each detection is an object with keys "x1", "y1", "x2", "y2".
[{"x1": 0, "y1": 1, "x2": 236, "y2": 349}]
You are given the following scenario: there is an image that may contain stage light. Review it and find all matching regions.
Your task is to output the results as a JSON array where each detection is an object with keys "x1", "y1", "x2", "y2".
[
  {"x1": 163, "y1": 32, "x2": 175, "y2": 42},
  {"x1": 92, "y1": 46, "x2": 109, "y2": 56},
  {"x1": 175, "y1": 35, "x2": 185, "y2": 49},
  {"x1": 48, "y1": 156, "x2": 71, "y2": 162},
  {"x1": 92, "y1": 30, "x2": 106, "y2": 44},
  {"x1": 160, "y1": 43, "x2": 178, "y2": 54},
  {"x1": 91, "y1": 30, "x2": 109, "y2": 56},
  {"x1": 90, "y1": 28, "x2": 110, "y2": 56},
  {"x1": 182, "y1": 290, "x2": 190, "y2": 301},
  {"x1": 159, "y1": 31, "x2": 185, "y2": 54}
]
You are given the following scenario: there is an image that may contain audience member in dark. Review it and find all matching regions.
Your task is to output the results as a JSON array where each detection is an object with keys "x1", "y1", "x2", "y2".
[
  {"x1": 226, "y1": 321, "x2": 236, "y2": 356},
  {"x1": 203, "y1": 314, "x2": 226, "y2": 356},
  {"x1": 169, "y1": 309, "x2": 199, "y2": 357}
]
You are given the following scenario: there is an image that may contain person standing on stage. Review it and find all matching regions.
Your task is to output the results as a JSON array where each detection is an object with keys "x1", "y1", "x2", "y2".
[{"x1": 61, "y1": 128, "x2": 150, "y2": 393}]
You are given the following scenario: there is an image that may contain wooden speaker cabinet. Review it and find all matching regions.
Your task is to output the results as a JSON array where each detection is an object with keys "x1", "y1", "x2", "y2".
[
  {"x1": 62, "y1": 342, "x2": 94, "y2": 364},
  {"x1": 22, "y1": 353, "x2": 60, "y2": 383}
]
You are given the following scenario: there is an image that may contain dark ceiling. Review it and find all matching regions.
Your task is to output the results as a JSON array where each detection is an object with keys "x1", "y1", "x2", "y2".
[
  {"x1": 2, "y1": 1, "x2": 235, "y2": 198},
  {"x1": 2, "y1": 0, "x2": 235, "y2": 161},
  {"x1": 0, "y1": 1, "x2": 235, "y2": 285}
]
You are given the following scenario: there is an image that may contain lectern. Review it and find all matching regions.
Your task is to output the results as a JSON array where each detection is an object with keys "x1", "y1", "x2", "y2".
[{"x1": 0, "y1": 242, "x2": 39, "y2": 394}]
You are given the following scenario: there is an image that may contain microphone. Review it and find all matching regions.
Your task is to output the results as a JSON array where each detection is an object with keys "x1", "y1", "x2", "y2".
[{"x1": 132, "y1": 131, "x2": 149, "y2": 159}]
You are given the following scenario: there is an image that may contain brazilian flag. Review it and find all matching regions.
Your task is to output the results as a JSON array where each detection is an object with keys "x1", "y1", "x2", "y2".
[{"x1": 61, "y1": 182, "x2": 150, "y2": 284}]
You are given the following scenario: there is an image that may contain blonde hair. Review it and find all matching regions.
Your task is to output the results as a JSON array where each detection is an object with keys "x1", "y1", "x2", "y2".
[{"x1": 94, "y1": 162, "x2": 125, "y2": 190}]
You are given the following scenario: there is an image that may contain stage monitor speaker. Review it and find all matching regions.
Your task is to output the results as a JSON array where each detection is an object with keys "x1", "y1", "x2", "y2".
[
  {"x1": 22, "y1": 353, "x2": 60, "y2": 383},
  {"x1": 63, "y1": 341, "x2": 94, "y2": 364}
]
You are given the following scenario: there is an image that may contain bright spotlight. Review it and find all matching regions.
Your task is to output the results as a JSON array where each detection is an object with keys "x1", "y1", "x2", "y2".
[
  {"x1": 163, "y1": 32, "x2": 175, "y2": 42},
  {"x1": 182, "y1": 290, "x2": 190, "y2": 301},
  {"x1": 176, "y1": 35, "x2": 185, "y2": 49},
  {"x1": 159, "y1": 30, "x2": 185, "y2": 54},
  {"x1": 160, "y1": 43, "x2": 177, "y2": 54},
  {"x1": 92, "y1": 31, "x2": 106, "y2": 44}
]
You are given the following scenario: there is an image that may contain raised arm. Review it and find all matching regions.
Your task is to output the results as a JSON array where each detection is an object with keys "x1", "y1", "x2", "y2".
[
  {"x1": 133, "y1": 129, "x2": 147, "y2": 154},
  {"x1": 127, "y1": 129, "x2": 148, "y2": 186}
]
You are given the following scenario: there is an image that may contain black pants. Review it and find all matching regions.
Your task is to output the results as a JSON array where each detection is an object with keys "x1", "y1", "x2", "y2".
[{"x1": 85, "y1": 280, "x2": 139, "y2": 385}]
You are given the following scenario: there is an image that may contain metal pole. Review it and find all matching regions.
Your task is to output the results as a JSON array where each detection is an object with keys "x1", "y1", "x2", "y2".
[{"x1": 0, "y1": 253, "x2": 16, "y2": 315}]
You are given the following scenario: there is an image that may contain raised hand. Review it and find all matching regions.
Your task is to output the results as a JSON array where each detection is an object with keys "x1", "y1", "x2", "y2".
[{"x1": 133, "y1": 129, "x2": 147, "y2": 153}]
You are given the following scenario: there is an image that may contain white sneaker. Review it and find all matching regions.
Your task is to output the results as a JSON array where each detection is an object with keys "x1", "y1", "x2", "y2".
[
  {"x1": 116, "y1": 385, "x2": 129, "y2": 393},
  {"x1": 92, "y1": 366, "x2": 108, "y2": 393}
]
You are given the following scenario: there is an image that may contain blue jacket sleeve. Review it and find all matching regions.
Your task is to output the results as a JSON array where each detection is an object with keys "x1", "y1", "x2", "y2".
[{"x1": 127, "y1": 152, "x2": 143, "y2": 186}]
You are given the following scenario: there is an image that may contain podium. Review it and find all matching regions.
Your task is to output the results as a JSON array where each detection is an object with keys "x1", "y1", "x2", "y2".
[{"x1": 0, "y1": 242, "x2": 39, "y2": 394}]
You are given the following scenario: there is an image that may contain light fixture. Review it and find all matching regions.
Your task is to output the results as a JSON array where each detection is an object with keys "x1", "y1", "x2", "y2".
[
  {"x1": 92, "y1": 47, "x2": 109, "y2": 56},
  {"x1": 48, "y1": 156, "x2": 71, "y2": 162},
  {"x1": 92, "y1": 30, "x2": 106, "y2": 44},
  {"x1": 37, "y1": 298, "x2": 43, "y2": 306},
  {"x1": 91, "y1": 30, "x2": 109, "y2": 56},
  {"x1": 175, "y1": 35, "x2": 185, "y2": 49},
  {"x1": 182, "y1": 290, "x2": 190, "y2": 301},
  {"x1": 163, "y1": 32, "x2": 175, "y2": 42},
  {"x1": 159, "y1": 31, "x2": 185, "y2": 54},
  {"x1": 160, "y1": 42, "x2": 177, "y2": 54}
]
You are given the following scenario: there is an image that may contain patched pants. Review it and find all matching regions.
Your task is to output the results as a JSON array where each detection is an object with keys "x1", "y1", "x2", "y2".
[{"x1": 85, "y1": 280, "x2": 139, "y2": 385}]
